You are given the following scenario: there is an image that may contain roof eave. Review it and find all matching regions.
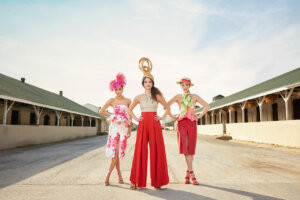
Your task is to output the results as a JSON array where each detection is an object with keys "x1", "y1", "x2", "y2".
[
  {"x1": 0, "y1": 94, "x2": 104, "y2": 119},
  {"x1": 195, "y1": 82, "x2": 300, "y2": 113}
]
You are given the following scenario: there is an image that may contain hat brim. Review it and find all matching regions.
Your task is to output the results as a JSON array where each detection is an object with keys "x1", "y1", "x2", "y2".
[{"x1": 176, "y1": 81, "x2": 194, "y2": 86}]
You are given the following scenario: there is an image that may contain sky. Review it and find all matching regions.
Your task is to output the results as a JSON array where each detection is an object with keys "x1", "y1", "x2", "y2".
[{"x1": 0, "y1": 0, "x2": 300, "y2": 119}]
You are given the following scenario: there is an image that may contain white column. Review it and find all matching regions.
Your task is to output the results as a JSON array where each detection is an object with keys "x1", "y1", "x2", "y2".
[
  {"x1": 239, "y1": 101, "x2": 247, "y2": 123},
  {"x1": 205, "y1": 114, "x2": 208, "y2": 125},
  {"x1": 219, "y1": 111, "x2": 222, "y2": 124},
  {"x1": 81, "y1": 116, "x2": 84, "y2": 126},
  {"x1": 89, "y1": 117, "x2": 92, "y2": 127},
  {"x1": 228, "y1": 108, "x2": 232, "y2": 123},
  {"x1": 256, "y1": 96, "x2": 265, "y2": 122},
  {"x1": 3, "y1": 100, "x2": 15, "y2": 125},
  {"x1": 33, "y1": 106, "x2": 43, "y2": 125},
  {"x1": 70, "y1": 114, "x2": 75, "y2": 126},
  {"x1": 55, "y1": 110, "x2": 62, "y2": 126},
  {"x1": 96, "y1": 118, "x2": 100, "y2": 134},
  {"x1": 222, "y1": 110, "x2": 226, "y2": 135},
  {"x1": 280, "y1": 88, "x2": 294, "y2": 120}
]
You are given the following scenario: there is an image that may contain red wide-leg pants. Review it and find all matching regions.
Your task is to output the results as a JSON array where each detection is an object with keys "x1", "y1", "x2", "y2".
[{"x1": 130, "y1": 112, "x2": 169, "y2": 187}]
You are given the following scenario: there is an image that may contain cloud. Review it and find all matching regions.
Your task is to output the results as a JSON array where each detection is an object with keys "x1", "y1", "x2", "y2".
[{"x1": 0, "y1": 0, "x2": 299, "y2": 119}]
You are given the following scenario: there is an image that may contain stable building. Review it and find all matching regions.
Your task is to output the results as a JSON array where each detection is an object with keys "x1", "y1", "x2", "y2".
[
  {"x1": 0, "y1": 73, "x2": 107, "y2": 150},
  {"x1": 164, "y1": 68, "x2": 300, "y2": 147}
]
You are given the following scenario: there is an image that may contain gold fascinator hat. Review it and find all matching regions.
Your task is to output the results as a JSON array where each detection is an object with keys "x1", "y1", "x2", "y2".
[{"x1": 139, "y1": 57, "x2": 154, "y2": 81}]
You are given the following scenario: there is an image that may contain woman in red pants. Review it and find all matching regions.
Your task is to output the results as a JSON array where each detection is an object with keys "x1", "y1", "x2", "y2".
[
  {"x1": 168, "y1": 77, "x2": 210, "y2": 185},
  {"x1": 127, "y1": 57, "x2": 170, "y2": 190}
]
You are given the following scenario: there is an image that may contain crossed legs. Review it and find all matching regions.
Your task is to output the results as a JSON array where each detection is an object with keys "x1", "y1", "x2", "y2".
[{"x1": 105, "y1": 139, "x2": 123, "y2": 185}]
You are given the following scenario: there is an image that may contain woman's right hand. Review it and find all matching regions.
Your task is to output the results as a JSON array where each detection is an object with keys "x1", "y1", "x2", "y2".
[
  {"x1": 138, "y1": 116, "x2": 143, "y2": 121},
  {"x1": 134, "y1": 116, "x2": 143, "y2": 122}
]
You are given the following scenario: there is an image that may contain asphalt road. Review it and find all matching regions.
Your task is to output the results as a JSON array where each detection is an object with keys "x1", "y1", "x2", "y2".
[{"x1": 0, "y1": 131, "x2": 299, "y2": 200}]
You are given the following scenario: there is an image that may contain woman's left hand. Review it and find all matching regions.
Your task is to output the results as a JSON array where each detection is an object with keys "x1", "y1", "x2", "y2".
[
  {"x1": 155, "y1": 115, "x2": 164, "y2": 121},
  {"x1": 196, "y1": 114, "x2": 202, "y2": 119}
]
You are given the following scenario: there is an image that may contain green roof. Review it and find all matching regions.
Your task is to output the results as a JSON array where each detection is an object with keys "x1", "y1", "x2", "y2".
[
  {"x1": 0, "y1": 73, "x2": 105, "y2": 119},
  {"x1": 196, "y1": 67, "x2": 300, "y2": 113}
]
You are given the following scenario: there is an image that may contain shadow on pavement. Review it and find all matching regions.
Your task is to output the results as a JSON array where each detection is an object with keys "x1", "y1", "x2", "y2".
[
  {"x1": 199, "y1": 183, "x2": 284, "y2": 200},
  {"x1": 140, "y1": 188, "x2": 216, "y2": 200},
  {"x1": 109, "y1": 184, "x2": 215, "y2": 200},
  {"x1": 0, "y1": 135, "x2": 106, "y2": 189},
  {"x1": 109, "y1": 182, "x2": 284, "y2": 200}
]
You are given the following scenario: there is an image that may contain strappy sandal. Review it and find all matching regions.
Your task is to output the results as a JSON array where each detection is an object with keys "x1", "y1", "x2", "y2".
[
  {"x1": 118, "y1": 173, "x2": 124, "y2": 184},
  {"x1": 185, "y1": 170, "x2": 191, "y2": 184},
  {"x1": 189, "y1": 171, "x2": 199, "y2": 185},
  {"x1": 154, "y1": 186, "x2": 162, "y2": 190},
  {"x1": 130, "y1": 183, "x2": 137, "y2": 190},
  {"x1": 104, "y1": 174, "x2": 110, "y2": 186}
]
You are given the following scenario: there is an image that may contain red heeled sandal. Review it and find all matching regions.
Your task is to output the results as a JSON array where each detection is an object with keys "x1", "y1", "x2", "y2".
[
  {"x1": 189, "y1": 171, "x2": 199, "y2": 185},
  {"x1": 184, "y1": 170, "x2": 190, "y2": 184}
]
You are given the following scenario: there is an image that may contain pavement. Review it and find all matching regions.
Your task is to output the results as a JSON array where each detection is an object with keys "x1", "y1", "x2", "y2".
[{"x1": 0, "y1": 131, "x2": 300, "y2": 200}]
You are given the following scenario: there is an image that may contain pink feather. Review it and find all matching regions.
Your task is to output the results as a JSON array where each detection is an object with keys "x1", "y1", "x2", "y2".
[
  {"x1": 109, "y1": 72, "x2": 127, "y2": 91},
  {"x1": 109, "y1": 80, "x2": 116, "y2": 91},
  {"x1": 116, "y1": 73, "x2": 126, "y2": 87}
]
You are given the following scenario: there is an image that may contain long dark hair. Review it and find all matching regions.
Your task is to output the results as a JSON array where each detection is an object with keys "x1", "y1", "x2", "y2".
[{"x1": 142, "y1": 77, "x2": 162, "y2": 101}]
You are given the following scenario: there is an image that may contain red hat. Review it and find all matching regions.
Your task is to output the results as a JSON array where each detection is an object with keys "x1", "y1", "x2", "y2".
[{"x1": 176, "y1": 77, "x2": 194, "y2": 86}]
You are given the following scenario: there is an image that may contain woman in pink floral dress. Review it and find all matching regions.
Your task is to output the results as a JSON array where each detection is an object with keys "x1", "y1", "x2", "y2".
[{"x1": 99, "y1": 73, "x2": 132, "y2": 186}]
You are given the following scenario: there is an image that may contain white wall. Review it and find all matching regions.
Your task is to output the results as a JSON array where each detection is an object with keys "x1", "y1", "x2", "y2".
[
  {"x1": 197, "y1": 120, "x2": 300, "y2": 147},
  {"x1": 0, "y1": 125, "x2": 97, "y2": 150}
]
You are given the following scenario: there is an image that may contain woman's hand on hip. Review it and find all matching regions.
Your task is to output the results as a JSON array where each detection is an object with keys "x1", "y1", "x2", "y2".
[
  {"x1": 155, "y1": 115, "x2": 163, "y2": 121},
  {"x1": 138, "y1": 116, "x2": 143, "y2": 121}
]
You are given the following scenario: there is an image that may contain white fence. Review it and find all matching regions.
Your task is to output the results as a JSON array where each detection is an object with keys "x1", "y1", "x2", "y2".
[
  {"x1": 197, "y1": 120, "x2": 300, "y2": 147},
  {"x1": 0, "y1": 125, "x2": 97, "y2": 150}
]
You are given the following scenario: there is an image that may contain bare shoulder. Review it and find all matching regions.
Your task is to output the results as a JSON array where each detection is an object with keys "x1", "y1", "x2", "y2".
[
  {"x1": 175, "y1": 94, "x2": 182, "y2": 99},
  {"x1": 107, "y1": 97, "x2": 115, "y2": 104},
  {"x1": 125, "y1": 97, "x2": 131, "y2": 102},
  {"x1": 156, "y1": 93, "x2": 166, "y2": 100},
  {"x1": 134, "y1": 94, "x2": 144, "y2": 101},
  {"x1": 191, "y1": 93, "x2": 201, "y2": 99},
  {"x1": 125, "y1": 97, "x2": 132, "y2": 104},
  {"x1": 102, "y1": 98, "x2": 115, "y2": 108}
]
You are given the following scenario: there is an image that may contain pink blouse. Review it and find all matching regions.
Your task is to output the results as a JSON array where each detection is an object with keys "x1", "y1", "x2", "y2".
[{"x1": 176, "y1": 101, "x2": 198, "y2": 122}]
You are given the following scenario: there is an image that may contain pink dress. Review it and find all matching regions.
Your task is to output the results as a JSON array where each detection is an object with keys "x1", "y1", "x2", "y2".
[
  {"x1": 106, "y1": 105, "x2": 131, "y2": 158},
  {"x1": 176, "y1": 101, "x2": 198, "y2": 155}
]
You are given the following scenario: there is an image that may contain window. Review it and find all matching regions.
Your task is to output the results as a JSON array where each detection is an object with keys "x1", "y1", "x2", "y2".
[
  {"x1": 226, "y1": 112, "x2": 229, "y2": 123},
  {"x1": 234, "y1": 110, "x2": 237, "y2": 123},
  {"x1": 91, "y1": 119, "x2": 96, "y2": 127},
  {"x1": 293, "y1": 99, "x2": 300, "y2": 119},
  {"x1": 30, "y1": 112, "x2": 36, "y2": 125},
  {"x1": 44, "y1": 115, "x2": 50, "y2": 125},
  {"x1": 11, "y1": 110, "x2": 19, "y2": 125},
  {"x1": 256, "y1": 106, "x2": 260, "y2": 122},
  {"x1": 272, "y1": 103, "x2": 278, "y2": 121},
  {"x1": 244, "y1": 109, "x2": 248, "y2": 122}
]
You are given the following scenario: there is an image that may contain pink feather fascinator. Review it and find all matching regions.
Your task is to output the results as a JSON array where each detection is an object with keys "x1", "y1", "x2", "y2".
[{"x1": 109, "y1": 73, "x2": 127, "y2": 91}]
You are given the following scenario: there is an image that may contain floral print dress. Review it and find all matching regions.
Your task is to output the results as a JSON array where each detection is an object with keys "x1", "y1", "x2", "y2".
[{"x1": 106, "y1": 105, "x2": 131, "y2": 158}]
